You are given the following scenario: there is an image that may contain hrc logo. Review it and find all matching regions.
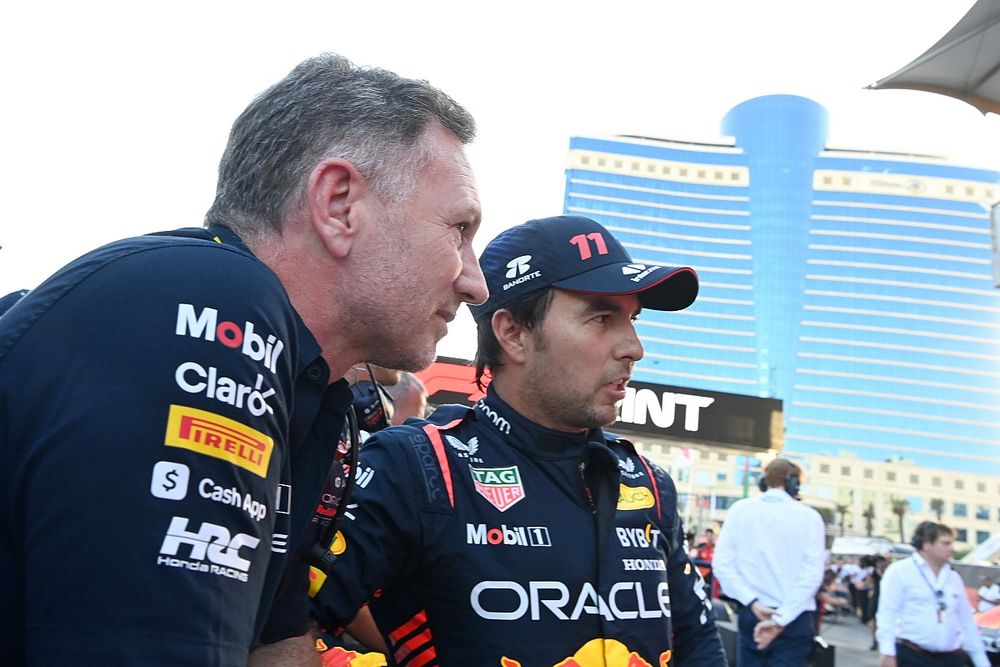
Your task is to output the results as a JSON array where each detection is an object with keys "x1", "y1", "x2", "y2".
[{"x1": 164, "y1": 405, "x2": 273, "y2": 478}]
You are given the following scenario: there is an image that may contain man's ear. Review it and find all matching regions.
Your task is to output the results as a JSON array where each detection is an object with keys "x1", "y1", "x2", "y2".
[
  {"x1": 307, "y1": 158, "x2": 366, "y2": 258},
  {"x1": 491, "y1": 309, "x2": 530, "y2": 364}
]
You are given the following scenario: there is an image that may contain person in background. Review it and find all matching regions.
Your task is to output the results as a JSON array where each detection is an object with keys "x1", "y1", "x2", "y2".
[
  {"x1": 876, "y1": 521, "x2": 989, "y2": 667},
  {"x1": 978, "y1": 575, "x2": 999, "y2": 614},
  {"x1": 386, "y1": 371, "x2": 428, "y2": 424},
  {"x1": 712, "y1": 458, "x2": 826, "y2": 667},
  {"x1": 0, "y1": 53, "x2": 486, "y2": 666},
  {"x1": 0, "y1": 289, "x2": 28, "y2": 316}
]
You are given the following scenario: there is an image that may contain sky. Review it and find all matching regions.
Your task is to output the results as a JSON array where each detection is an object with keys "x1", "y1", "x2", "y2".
[{"x1": 3, "y1": 0, "x2": 1000, "y2": 361}]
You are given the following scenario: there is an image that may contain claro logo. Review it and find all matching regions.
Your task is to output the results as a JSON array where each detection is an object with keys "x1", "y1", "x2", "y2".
[{"x1": 176, "y1": 304, "x2": 285, "y2": 373}]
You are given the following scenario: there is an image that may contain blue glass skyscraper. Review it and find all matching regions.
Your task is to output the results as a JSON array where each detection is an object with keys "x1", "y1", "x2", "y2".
[{"x1": 564, "y1": 95, "x2": 1000, "y2": 475}]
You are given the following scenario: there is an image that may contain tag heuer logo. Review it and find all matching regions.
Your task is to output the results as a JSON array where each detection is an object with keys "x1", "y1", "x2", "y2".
[{"x1": 470, "y1": 465, "x2": 525, "y2": 512}]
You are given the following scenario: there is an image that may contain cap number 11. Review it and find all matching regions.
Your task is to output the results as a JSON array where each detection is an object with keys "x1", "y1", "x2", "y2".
[{"x1": 570, "y1": 233, "x2": 608, "y2": 260}]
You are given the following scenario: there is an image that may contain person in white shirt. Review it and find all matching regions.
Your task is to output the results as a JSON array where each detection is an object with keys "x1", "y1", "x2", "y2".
[
  {"x1": 875, "y1": 521, "x2": 990, "y2": 667},
  {"x1": 978, "y1": 576, "x2": 999, "y2": 614},
  {"x1": 713, "y1": 458, "x2": 826, "y2": 667}
]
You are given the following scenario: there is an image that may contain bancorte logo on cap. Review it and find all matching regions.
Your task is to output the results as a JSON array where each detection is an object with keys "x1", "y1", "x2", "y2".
[
  {"x1": 469, "y1": 215, "x2": 699, "y2": 320},
  {"x1": 502, "y1": 255, "x2": 541, "y2": 291}
]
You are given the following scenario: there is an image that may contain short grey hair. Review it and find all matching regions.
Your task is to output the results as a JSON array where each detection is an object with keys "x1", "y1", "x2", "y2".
[{"x1": 204, "y1": 53, "x2": 476, "y2": 241}]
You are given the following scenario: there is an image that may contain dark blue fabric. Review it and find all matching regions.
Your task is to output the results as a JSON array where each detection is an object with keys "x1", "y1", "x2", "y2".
[
  {"x1": 312, "y1": 386, "x2": 726, "y2": 666},
  {"x1": 0, "y1": 227, "x2": 350, "y2": 665},
  {"x1": 895, "y1": 642, "x2": 967, "y2": 667},
  {"x1": 737, "y1": 606, "x2": 816, "y2": 667}
]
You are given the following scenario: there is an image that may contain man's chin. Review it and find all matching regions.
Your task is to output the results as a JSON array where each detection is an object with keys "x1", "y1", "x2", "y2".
[{"x1": 377, "y1": 342, "x2": 436, "y2": 375}]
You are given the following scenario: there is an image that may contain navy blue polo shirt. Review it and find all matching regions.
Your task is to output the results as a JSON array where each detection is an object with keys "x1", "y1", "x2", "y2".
[
  {"x1": 312, "y1": 386, "x2": 725, "y2": 666},
  {"x1": 0, "y1": 227, "x2": 352, "y2": 665}
]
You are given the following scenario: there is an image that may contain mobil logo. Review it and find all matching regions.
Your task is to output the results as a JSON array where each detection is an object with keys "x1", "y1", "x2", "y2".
[{"x1": 175, "y1": 303, "x2": 285, "y2": 373}]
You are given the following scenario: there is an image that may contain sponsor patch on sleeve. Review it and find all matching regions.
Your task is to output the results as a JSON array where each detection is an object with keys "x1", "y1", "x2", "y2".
[
  {"x1": 617, "y1": 484, "x2": 655, "y2": 511},
  {"x1": 164, "y1": 404, "x2": 274, "y2": 477}
]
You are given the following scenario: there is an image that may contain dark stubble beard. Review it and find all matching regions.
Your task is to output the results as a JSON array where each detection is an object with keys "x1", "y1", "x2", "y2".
[{"x1": 520, "y1": 330, "x2": 618, "y2": 432}]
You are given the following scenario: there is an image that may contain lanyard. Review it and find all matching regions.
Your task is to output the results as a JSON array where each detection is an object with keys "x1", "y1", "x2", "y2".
[{"x1": 912, "y1": 557, "x2": 947, "y2": 623}]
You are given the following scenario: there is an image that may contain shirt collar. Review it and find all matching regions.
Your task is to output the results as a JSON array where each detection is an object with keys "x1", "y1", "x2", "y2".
[
  {"x1": 204, "y1": 225, "x2": 326, "y2": 377},
  {"x1": 476, "y1": 384, "x2": 603, "y2": 458},
  {"x1": 913, "y1": 552, "x2": 951, "y2": 576},
  {"x1": 761, "y1": 487, "x2": 795, "y2": 501}
]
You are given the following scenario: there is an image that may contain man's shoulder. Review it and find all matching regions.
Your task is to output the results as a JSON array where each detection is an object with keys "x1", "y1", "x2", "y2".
[
  {"x1": 0, "y1": 228, "x2": 295, "y2": 367},
  {"x1": 363, "y1": 404, "x2": 476, "y2": 463}
]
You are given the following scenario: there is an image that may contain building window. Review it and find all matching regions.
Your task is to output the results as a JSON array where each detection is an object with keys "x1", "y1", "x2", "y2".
[
  {"x1": 580, "y1": 155, "x2": 591, "y2": 165},
  {"x1": 714, "y1": 496, "x2": 740, "y2": 510},
  {"x1": 718, "y1": 454, "x2": 728, "y2": 462},
  {"x1": 978, "y1": 531, "x2": 991, "y2": 545},
  {"x1": 714, "y1": 171, "x2": 724, "y2": 180},
  {"x1": 886, "y1": 471, "x2": 896, "y2": 482},
  {"x1": 841, "y1": 466, "x2": 851, "y2": 476},
  {"x1": 614, "y1": 160, "x2": 623, "y2": 169},
  {"x1": 956, "y1": 528, "x2": 968, "y2": 542},
  {"x1": 661, "y1": 165, "x2": 670, "y2": 174},
  {"x1": 910, "y1": 474, "x2": 919, "y2": 484},
  {"x1": 699, "y1": 450, "x2": 709, "y2": 460},
  {"x1": 717, "y1": 473, "x2": 727, "y2": 482},
  {"x1": 932, "y1": 477, "x2": 942, "y2": 487},
  {"x1": 597, "y1": 157, "x2": 606, "y2": 167},
  {"x1": 631, "y1": 162, "x2": 640, "y2": 171},
  {"x1": 646, "y1": 163, "x2": 656, "y2": 173},
  {"x1": 697, "y1": 170, "x2": 706, "y2": 179},
  {"x1": 863, "y1": 469, "x2": 873, "y2": 479},
  {"x1": 955, "y1": 480, "x2": 964, "y2": 490},
  {"x1": 823, "y1": 176, "x2": 833, "y2": 185},
  {"x1": 730, "y1": 172, "x2": 740, "y2": 181},
  {"x1": 977, "y1": 482, "x2": 986, "y2": 493},
  {"x1": 954, "y1": 502, "x2": 968, "y2": 518},
  {"x1": 819, "y1": 464, "x2": 830, "y2": 474},
  {"x1": 946, "y1": 185, "x2": 955, "y2": 194},
  {"x1": 679, "y1": 168, "x2": 688, "y2": 177},
  {"x1": 976, "y1": 505, "x2": 989, "y2": 520},
  {"x1": 907, "y1": 496, "x2": 924, "y2": 512}
]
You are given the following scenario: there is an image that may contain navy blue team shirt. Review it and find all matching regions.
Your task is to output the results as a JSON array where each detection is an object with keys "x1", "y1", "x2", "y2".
[
  {"x1": 0, "y1": 227, "x2": 353, "y2": 665},
  {"x1": 312, "y1": 386, "x2": 727, "y2": 666}
]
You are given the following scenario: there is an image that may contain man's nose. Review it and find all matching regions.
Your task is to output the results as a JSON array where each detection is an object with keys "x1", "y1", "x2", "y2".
[{"x1": 458, "y1": 246, "x2": 488, "y2": 305}]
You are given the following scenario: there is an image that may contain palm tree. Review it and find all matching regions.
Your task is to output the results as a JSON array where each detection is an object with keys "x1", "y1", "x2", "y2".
[
  {"x1": 889, "y1": 496, "x2": 909, "y2": 543},
  {"x1": 862, "y1": 502, "x2": 875, "y2": 537},
  {"x1": 930, "y1": 498, "x2": 944, "y2": 522},
  {"x1": 834, "y1": 503, "x2": 850, "y2": 537}
]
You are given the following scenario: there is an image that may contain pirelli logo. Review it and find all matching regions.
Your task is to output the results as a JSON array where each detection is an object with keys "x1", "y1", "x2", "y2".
[{"x1": 165, "y1": 405, "x2": 273, "y2": 478}]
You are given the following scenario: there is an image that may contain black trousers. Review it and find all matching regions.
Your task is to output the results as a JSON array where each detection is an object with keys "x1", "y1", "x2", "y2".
[{"x1": 895, "y1": 642, "x2": 967, "y2": 667}]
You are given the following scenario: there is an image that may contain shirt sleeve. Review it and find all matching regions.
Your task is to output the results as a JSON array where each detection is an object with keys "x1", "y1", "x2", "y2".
[
  {"x1": 310, "y1": 425, "x2": 437, "y2": 630},
  {"x1": 954, "y1": 572, "x2": 991, "y2": 667},
  {"x1": 710, "y1": 503, "x2": 756, "y2": 606},
  {"x1": 772, "y1": 509, "x2": 825, "y2": 627},
  {"x1": 875, "y1": 563, "x2": 902, "y2": 656},
  {"x1": 649, "y1": 463, "x2": 729, "y2": 666},
  {"x1": 2, "y1": 241, "x2": 300, "y2": 664}
]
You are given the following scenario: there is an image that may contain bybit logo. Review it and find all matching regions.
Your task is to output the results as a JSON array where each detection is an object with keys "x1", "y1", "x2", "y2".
[{"x1": 505, "y1": 255, "x2": 532, "y2": 279}]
